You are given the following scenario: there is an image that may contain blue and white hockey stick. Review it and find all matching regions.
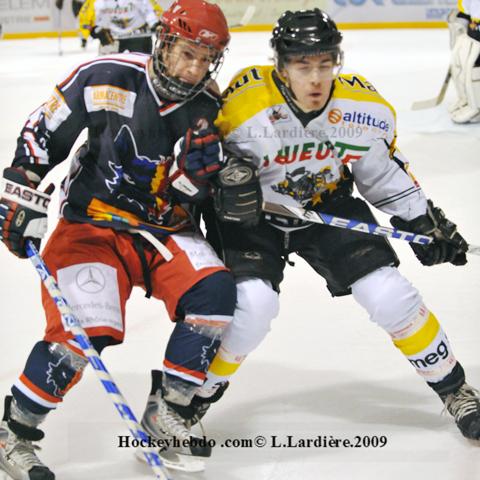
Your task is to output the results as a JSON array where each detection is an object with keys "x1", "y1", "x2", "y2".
[
  {"x1": 263, "y1": 201, "x2": 480, "y2": 256},
  {"x1": 25, "y1": 240, "x2": 172, "y2": 480}
]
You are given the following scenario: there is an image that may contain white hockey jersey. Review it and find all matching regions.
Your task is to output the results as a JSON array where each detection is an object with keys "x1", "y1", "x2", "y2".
[
  {"x1": 458, "y1": 0, "x2": 480, "y2": 19},
  {"x1": 80, "y1": 0, "x2": 159, "y2": 38},
  {"x1": 216, "y1": 65, "x2": 428, "y2": 224}
]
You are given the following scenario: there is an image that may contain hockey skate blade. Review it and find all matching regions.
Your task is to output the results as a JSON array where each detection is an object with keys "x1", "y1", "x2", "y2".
[{"x1": 135, "y1": 448, "x2": 205, "y2": 473}]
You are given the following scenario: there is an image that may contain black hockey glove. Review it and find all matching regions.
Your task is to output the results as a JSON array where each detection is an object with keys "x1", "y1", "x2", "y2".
[
  {"x1": 468, "y1": 19, "x2": 480, "y2": 41},
  {"x1": 390, "y1": 200, "x2": 468, "y2": 266},
  {"x1": 169, "y1": 122, "x2": 224, "y2": 201},
  {"x1": 0, "y1": 167, "x2": 52, "y2": 259},
  {"x1": 91, "y1": 26, "x2": 114, "y2": 46},
  {"x1": 150, "y1": 22, "x2": 160, "y2": 33},
  {"x1": 213, "y1": 155, "x2": 262, "y2": 227}
]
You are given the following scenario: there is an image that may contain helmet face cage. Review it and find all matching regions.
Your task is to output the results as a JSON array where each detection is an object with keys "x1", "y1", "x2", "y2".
[{"x1": 152, "y1": 27, "x2": 226, "y2": 102}]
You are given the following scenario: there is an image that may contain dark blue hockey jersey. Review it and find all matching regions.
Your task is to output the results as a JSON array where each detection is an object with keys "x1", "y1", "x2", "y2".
[{"x1": 12, "y1": 52, "x2": 221, "y2": 234}]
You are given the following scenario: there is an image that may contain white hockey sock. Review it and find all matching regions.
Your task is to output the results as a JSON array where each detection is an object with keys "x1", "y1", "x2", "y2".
[
  {"x1": 201, "y1": 346, "x2": 247, "y2": 390},
  {"x1": 352, "y1": 267, "x2": 457, "y2": 383},
  {"x1": 390, "y1": 306, "x2": 457, "y2": 383}
]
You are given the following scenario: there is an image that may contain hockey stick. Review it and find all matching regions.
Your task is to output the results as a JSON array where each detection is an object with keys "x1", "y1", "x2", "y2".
[
  {"x1": 411, "y1": 67, "x2": 451, "y2": 110},
  {"x1": 263, "y1": 201, "x2": 480, "y2": 256},
  {"x1": 55, "y1": 1, "x2": 63, "y2": 56},
  {"x1": 229, "y1": 5, "x2": 256, "y2": 28},
  {"x1": 25, "y1": 240, "x2": 172, "y2": 480},
  {"x1": 115, "y1": 33, "x2": 153, "y2": 40}
]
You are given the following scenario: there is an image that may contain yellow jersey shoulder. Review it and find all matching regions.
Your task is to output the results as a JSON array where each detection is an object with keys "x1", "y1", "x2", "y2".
[
  {"x1": 333, "y1": 72, "x2": 396, "y2": 118},
  {"x1": 332, "y1": 73, "x2": 396, "y2": 118},
  {"x1": 216, "y1": 65, "x2": 284, "y2": 137}
]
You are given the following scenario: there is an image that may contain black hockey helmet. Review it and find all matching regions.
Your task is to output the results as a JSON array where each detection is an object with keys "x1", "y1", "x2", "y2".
[{"x1": 271, "y1": 9, "x2": 343, "y2": 69}]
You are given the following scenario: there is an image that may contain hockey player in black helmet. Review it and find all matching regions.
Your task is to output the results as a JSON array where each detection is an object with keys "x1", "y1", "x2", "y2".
[
  {"x1": 270, "y1": 8, "x2": 344, "y2": 112},
  {"x1": 200, "y1": 8, "x2": 480, "y2": 442},
  {"x1": 271, "y1": 9, "x2": 343, "y2": 69}
]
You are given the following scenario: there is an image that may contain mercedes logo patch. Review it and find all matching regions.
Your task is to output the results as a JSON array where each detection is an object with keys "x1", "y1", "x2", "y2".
[{"x1": 76, "y1": 265, "x2": 106, "y2": 293}]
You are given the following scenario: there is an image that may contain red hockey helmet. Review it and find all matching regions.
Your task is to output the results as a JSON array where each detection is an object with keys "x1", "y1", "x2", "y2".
[
  {"x1": 151, "y1": 0, "x2": 230, "y2": 101},
  {"x1": 161, "y1": 0, "x2": 230, "y2": 51}
]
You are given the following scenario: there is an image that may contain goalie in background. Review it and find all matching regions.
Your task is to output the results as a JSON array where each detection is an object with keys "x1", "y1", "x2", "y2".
[
  {"x1": 448, "y1": 0, "x2": 480, "y2": 123},
  {"x1": 78, "y1": 0, "x2": 162, "y2": 53}
]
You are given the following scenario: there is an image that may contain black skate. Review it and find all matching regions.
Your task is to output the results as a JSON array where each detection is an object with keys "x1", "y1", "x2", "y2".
[{"x1": 441, "y1": 383, "x2": 480, "y2": 440}]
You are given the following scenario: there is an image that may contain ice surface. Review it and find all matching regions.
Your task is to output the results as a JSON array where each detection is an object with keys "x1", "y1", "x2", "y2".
[{"x1": 0, "y1": 29, "x2": 479, "y2": 480}]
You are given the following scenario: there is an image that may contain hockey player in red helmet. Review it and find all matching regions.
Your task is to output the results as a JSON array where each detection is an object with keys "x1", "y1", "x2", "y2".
[
  {"x1": 0, "y1": 0, "x2": 235, "y2": 477},
  {"x1": 150, "y1": 0, "x2": 230, "y2": 101}
]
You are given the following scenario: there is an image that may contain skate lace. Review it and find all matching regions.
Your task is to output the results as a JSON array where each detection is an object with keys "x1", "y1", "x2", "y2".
[
  {"x1": 156, "y1": 401, "x2": 190, "y2": 440},
  {"x1": 194, "y1": 417, "x2": 206, "y2": 438},
  {"x1": 6, "y1": 436, "x2": 44, "y2": 469},
  {"x1": 443, "y1": 385, "x2": 480, "y2": 421}
]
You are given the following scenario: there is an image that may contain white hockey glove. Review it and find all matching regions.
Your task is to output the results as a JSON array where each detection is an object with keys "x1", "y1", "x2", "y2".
[{"x1": 0, "y1": 167, "x2": 52, "y2": 258}]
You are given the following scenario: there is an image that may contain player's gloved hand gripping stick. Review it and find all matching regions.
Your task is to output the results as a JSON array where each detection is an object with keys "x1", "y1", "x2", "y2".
[{"x1": 263, "y1": 201, "x2": 480, "y2": 259}]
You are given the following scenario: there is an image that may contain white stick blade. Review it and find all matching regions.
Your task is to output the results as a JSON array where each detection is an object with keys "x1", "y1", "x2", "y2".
[
  {"x1": 467, "y1": 244, "x2": 480, "y2": 256},
  {"x1": 411, "y1": 97, "x2": 441, "y2": 110},
  {"x1": 411, "y1": 69, "x2": 451, "y2": 110},
  {"x1": 238, "y1": 5, "x2": 256, "y2": 26}
]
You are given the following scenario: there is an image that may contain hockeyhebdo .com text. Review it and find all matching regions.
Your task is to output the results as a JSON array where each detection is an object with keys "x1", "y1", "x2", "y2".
[{"x1": 117, "y1": 434, "x2": 388, "y2": 450}]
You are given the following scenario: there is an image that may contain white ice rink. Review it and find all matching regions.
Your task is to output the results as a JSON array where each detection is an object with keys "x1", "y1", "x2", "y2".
[{"x1": 0, "y1": 28, "x2": 479, "y2": 480}]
